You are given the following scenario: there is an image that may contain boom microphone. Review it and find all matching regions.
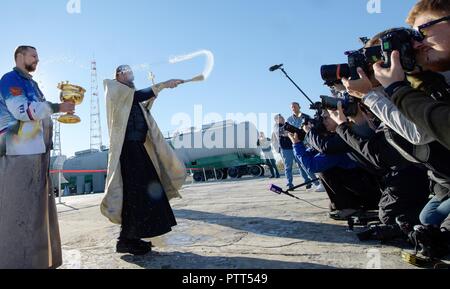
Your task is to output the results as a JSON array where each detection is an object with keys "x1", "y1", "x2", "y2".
[{"x1": 269, "y1": 64, "x2": 283, "y2": 72}]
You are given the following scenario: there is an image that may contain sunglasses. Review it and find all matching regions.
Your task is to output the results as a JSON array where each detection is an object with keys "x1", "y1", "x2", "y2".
[{"x1": 416, "y1": 15, "x2": 450, "y2": 40}]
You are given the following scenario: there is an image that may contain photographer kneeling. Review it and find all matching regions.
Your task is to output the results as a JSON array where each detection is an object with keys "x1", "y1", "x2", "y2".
[
  {"x1": 338, "y1": 2, "x2": 450, "y2": 255},
  {"x1": 327, "y1": 96, "x2": 429, "y2": 241},
  {"x1": 374, "y1": 0, "x2": 450, "y2": 150},
  {"x1": 288, "y1": 111, "x2": 378, "y2": 220},
  {"x1": 367, "y1": 0, "x2": 450, "y2": 256}
]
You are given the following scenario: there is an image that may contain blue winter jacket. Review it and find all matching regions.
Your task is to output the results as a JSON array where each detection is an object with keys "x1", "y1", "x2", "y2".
[{"x1": 293, "y1": 142, "x2": 359, "y2": 174}]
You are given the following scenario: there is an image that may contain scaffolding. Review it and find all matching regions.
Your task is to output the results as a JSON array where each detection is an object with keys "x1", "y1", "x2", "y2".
[{"x1": 90, "y1": 59, "x2": 103, "y2": 151}]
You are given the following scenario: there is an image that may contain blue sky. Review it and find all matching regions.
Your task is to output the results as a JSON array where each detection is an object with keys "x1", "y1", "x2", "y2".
[{"x1": 0, "y1": 0, "x2": 418, "y2": 157}]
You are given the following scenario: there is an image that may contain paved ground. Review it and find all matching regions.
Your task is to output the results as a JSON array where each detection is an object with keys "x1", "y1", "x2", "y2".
[{"x1": 57, "y1": 176, "x2": 422, "y2": 269}]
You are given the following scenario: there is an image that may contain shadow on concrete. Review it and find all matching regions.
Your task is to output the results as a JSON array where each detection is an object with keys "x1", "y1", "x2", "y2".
[
  {"x1": 174, "y1": 209, "x2": 364, "y2": 245},
  {"x1": 120, "y1": 251, "x2": 338, "y2": 269},
  {"x1": 57, "y1": 204, "x2": 100, "y2": 214}
]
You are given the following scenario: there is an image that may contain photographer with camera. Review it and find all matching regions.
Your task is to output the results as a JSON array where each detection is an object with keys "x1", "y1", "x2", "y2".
[
  {"x1": 334, "y1": 1, "x2": 449, "y2": 255},
  {"x1": 374, "y1": 0, "x2": 450, "y2": 150},
  {"x1": 343, "y1": 29, "x2": 450, "y2": 238},
  {"x1": 272, "y1": 114, "x2": 314, "y2": 191},
  {"x1": 287, "y1": 102, "x2": 322, "y2": 191},
  {"x1": 326, "y1": 87, "x2": 430, "y2": 240},
  {"x1": 289, "y1": 111, "x2": 380, "y2": 220},
  {"x1": 324, "y1": 28, "x2": 447, "y2": 241},
  {"x1": 368, "y1": 0, "x2": 450, "y2": 256},
  {"x1": 340, "y1": 34, "x2": 436, "y2": 147},
  {"x1": 307, "y1": 86, "x2": 386, "y2": 177}
]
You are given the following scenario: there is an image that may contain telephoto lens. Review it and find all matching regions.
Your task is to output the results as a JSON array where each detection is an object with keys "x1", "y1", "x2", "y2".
[{"x1": 320, "y1": 64, "x2": 351, "y2": 83}]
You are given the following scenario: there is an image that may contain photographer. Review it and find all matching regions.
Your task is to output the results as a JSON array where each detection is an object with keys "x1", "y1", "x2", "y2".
[
  {"x1": 272, "y1": 114, "x2": 314, "y2": 190},
  {"x1": 308, "y1": 86, "x2": 387, "y2": 177},
  {"x1": 343, "y1": 66, "x2": 435, "y2": 146},
  {"x1": 288, "y1": 111, "x2": 379, "y2": 220},
  {"x1": 370, "y1": 0, "x2": 450, "y2": 255},
  {"x1": 343, "y1": 30, "x2": 450, "y2": 234},
  {"x1": 328, "y1": 99, "x2": 430, "y2": 240},
  {"x1": 374, "y1": 0, "x2": 450, "y2": 150},
  {"x1": 287, "y1": 102, "x2": 322, "y2": 190},
  {"x1": 339, "y1": 6, "x2": 449, "y2": 253},
  {"x1": 404, "y1": 0, "x2": 450, "y2": 254}
]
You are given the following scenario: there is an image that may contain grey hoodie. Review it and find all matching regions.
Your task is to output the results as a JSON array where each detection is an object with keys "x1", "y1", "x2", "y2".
[{"x1": 363, "y1": 87, "x2": 435, "y2": 145}]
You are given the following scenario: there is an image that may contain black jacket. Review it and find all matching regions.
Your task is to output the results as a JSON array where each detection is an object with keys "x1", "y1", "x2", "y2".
[
  {"x1": 336, "y1": 124, "x2": 409, "y2": 171},
  {"x1": 305, "y1": 129, "x2": 381, "y2": 210},
  {"x1": 306, "y1": 129, "x2": 349, "y2": 155},
  {"x1": 336, "y1": 123, "x2": 430, "y2": 225},
  {"x1": 386, "y1": 71, "x2": 450, "y2": 200},
  {"x1": 391, "y1": 71, "x2": 450, "y2": 150},
  {"x1": 306, "y1": 128, "x2": 384, "y2": 176},
  {"x1": 125, "y1": 87, "x2": 156, "y2": 142},
  {"x1": 277, "y1": 124, "x2": 294, "y2": 150}
]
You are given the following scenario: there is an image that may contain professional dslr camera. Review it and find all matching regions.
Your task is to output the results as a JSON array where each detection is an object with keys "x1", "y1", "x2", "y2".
[
  {"x1": 283, "y1": 122, "x2": 307, "y2": 142},
  {"x1": 380, "y1": 27, "x2": 420, "y2": 72},
  {"x1": 303, "y1": 108, "x2": 326, "y2": 131},
  {"x1": 320, "y1": 45, "x2": 383, "y2": 84},
  {"x1": 310, "y1": 92, "x2": 359, "y2": 117},
  {"x1": 320, "y1": 28, "x2": 420, "y2": 84}
]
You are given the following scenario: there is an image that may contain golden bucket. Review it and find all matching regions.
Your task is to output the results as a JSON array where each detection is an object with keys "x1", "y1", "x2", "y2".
[{"x1": 57, "y1": 81, "x2": 86, "y2": 124}]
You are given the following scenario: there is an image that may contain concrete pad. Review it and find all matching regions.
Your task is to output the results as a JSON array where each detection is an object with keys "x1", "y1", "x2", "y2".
[{"x1": 57, "y1": 176, "x2": 420, "y2": 269}]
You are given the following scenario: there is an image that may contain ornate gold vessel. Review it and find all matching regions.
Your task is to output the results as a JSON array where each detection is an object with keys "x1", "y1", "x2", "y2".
[{"x1": 57, "y1": 81, "x2": 86, "y2": 124}]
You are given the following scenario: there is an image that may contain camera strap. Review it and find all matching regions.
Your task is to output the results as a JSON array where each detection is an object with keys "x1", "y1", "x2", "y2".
[{"x1": 384, "y1": 127, "x2": 422, "y2": 164}]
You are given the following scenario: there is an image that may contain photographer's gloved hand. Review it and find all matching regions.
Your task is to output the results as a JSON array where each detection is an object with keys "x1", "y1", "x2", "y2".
[
  {"x1": 152, "y1": 79, "x2": 184, "y2": 95},
  {"x1": 373, "y1": 50, "x2": 407, "y2": 88},
  {"x1": 328, "y1": 102, "x2": 348, "y2": 126},
  {"x1": 342, "y1": 68, "x2": 373, "y2": 98}
]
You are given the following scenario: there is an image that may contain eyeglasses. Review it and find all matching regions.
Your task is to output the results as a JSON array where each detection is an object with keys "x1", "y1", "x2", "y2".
[{"x1": 416, "y1": 15, "x2": 450, "y2": 40}]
